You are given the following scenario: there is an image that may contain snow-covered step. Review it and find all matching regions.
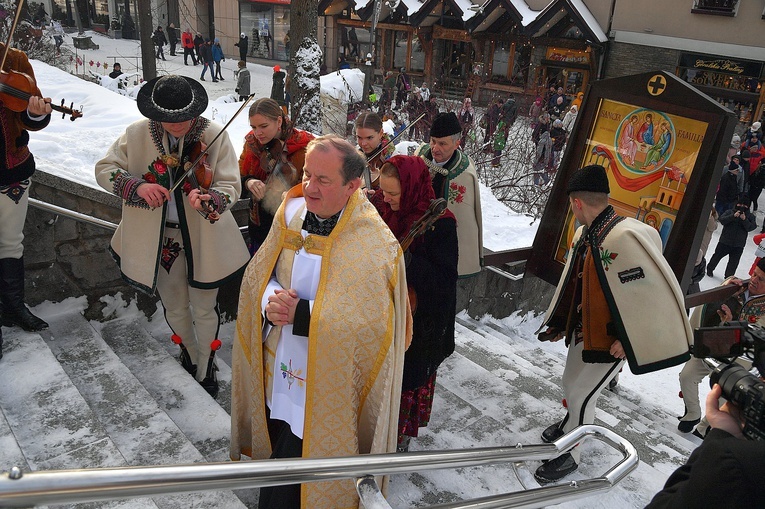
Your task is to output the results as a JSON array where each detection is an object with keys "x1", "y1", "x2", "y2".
[
  {"x1": 96, "y1": 317, "x2": 232, "y2": 462},
  {"x1": 42, "y1": 312, "x2": 247, "y2": 508},
  {"x1": 141, "y1": 317, "x2": 235, "y2": 416}
]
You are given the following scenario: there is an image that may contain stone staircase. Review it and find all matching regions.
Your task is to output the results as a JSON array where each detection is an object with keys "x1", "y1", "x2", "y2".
[
  {"x1": 0, "y1": 305, "x2": 697, "y2": 508},
  {"x1": 0, "y1": 303, "x2": 254, "y2": 508}
]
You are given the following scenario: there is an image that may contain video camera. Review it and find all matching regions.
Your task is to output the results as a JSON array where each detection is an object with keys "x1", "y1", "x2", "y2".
[{"x1": 693, "y1": 321, "x2": 765, "y2": 441}]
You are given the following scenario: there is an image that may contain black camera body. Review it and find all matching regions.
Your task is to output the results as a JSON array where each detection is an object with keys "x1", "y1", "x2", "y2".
[{"x1": 694, "y1": 321, "x2": 765, "y2": 441}]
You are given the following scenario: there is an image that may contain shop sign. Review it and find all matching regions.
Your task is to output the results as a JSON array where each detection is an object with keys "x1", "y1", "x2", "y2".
[
  {"x1": 545, "y1": 47, "x2": 589, "y2": 64},
  {"x1": 679, "y1": 52, "x2": 762, "y2": 77}
]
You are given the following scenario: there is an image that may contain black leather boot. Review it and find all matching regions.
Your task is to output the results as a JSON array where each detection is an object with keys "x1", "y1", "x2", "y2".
[{"x1": 0, "y1": 257, "x2": 48, "y2": 332}]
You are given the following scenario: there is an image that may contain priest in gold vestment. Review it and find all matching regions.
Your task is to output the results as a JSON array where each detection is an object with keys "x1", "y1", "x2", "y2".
[{"x1": 230, "y1": 135, "x2": 411, "y2": 509}]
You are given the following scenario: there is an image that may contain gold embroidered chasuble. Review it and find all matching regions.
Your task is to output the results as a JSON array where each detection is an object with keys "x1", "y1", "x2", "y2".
[{"x1": 231, "y1": 185, "x2": 411, "y2": 508}]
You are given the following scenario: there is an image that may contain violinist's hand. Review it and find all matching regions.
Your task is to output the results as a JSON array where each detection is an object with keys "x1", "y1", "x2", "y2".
[
  {"x1": 136, "y1": 183, "x2": 170, "y2": 209},
  {"x1": 266, "y1": 288, "x2": 298, "y2": 326},
  {"x1": 28, "y1": 96, "x2": 52, "y2": 117},
  {"x1": 246, "y1": 178, "x2": 266, "y2": 201},
  {"x1": 188, "y1": 188, "x2": 212, "y2": 211},
  {"x1": 717, "y1": 303, "x2": 734, "y2": 323}
]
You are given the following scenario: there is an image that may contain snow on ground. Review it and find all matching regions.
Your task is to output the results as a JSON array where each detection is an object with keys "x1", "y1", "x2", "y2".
[{"x1": 18, "y1": 31, "x2": 765, "y2": 506}]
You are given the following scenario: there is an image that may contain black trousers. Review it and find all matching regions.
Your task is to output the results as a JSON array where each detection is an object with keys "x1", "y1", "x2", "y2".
[
  {"x1": 258, "y1": 417, "x2": 303, "y2": 509},
  {"x1": 708, "y1": 243, "x2": 744, "y2": 278}
]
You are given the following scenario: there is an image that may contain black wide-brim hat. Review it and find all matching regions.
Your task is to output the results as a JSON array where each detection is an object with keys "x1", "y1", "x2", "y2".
[{"x1": 137, "y1": 75, "x2": 208, "y2": 122}]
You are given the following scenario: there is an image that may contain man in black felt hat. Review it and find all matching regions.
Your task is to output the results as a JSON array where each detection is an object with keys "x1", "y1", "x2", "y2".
[
  {"x1": 534, "y1": 164, "x2": 691, "y2": 484},
  {"x1": 95, "y1": 75, "x2": 250, "y2": 398},
  {"x1": 416, "y1": 111, "x2": 483, "y2": 277}
]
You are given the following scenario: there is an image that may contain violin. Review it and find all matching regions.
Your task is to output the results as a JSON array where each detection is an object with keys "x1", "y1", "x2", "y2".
[
  {"x1": 399, "y1": 198, "x2": 447, "y2": 313},
  {"x1": 183, "y1": 140, "x2": 219, "y2": 223},
  {"x1": 0, "y1": 69, "x2": 82, "y2": 121}
]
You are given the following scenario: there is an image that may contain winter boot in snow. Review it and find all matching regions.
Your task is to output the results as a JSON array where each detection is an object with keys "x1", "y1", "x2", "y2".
[{"x1": 0, "y1": 257, "x2": 48, "y2": 332}]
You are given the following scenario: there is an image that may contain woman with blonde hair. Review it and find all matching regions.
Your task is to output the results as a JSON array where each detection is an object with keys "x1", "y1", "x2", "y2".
[{"x1": 239, "y1": 98, "x2": 314, "y2": 253}]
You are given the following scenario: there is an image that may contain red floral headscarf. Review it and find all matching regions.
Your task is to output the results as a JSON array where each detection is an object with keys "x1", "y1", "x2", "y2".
[{"x1": 378, "y1": 155, "x2": 438, "y2": 241}]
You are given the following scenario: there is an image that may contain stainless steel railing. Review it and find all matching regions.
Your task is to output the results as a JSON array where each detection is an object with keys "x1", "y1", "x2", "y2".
[
  {"x1": 29, "y1": 197, "x2": 118, "y2": 230},
  {"x1": 28, "y1": 197, "x2": 249, "y2": 234},
  {"x1": 0, "y1": 425, "x2": 638, "y2": 508}
]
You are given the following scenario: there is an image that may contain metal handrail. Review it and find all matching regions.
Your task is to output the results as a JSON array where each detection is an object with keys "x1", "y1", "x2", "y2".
[
  {"x1": 28, "y1": 197, "x2": 249, "y2": 234},
  {"x1": 29, "y1": 197, "x2": 118, "y2": 231},
  {"x1": 0, "y1": 425, "x2": 638, "y2": 508}
]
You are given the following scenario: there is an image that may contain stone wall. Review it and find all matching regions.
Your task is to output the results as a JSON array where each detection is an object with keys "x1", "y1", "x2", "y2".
[
  {"x1": 604, "y1": 41, "x2": 681, "y2": 80},
  {"x1": 23, "y1": 170, "x2": 553, "y2": 323}
]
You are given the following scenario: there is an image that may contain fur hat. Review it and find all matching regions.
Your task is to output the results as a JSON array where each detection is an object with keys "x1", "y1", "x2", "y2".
[
  {"x1": 753, "y1": 121, "x2": 761, "y2": 131},
  {"x1": 430, "y1": 112, "x2": 462, "y2": 138},
  {"x1": 137, "y1": 75, "x2": 208, "y2": 123},
  {"x1": 567, "y1": 164, "x2": 610, "y2": 195}
]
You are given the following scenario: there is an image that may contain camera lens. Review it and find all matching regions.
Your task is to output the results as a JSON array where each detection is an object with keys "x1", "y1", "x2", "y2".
[{"x1": 712, "y1": 363, "x2": 760, "y2": 408}]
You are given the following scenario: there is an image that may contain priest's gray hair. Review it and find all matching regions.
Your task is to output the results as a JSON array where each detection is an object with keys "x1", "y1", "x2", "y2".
[{"x1": 307, "y1": 135, "x2": 366, "y2": 184}]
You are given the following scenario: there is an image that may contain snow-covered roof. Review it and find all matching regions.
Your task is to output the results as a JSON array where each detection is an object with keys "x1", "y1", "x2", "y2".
[
  {"x1": 347, "y1": 0, "x2": 606, "y2": 43},
  {"x1": 568, "y1": 0, "x2": 607, "y2": 42},
  {"x1": 320, "y1": 68, "x2": 366, "y2": 105}
]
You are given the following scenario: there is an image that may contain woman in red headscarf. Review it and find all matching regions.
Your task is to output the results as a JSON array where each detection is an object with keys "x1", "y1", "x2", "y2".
[{"x1": 376, "y1": 155, "x2": 458, "y2": 452}]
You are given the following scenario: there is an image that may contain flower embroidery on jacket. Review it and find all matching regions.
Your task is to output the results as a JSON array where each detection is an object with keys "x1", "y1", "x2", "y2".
[
  {"x1": 143, "y1": 153, "x2": 180, "y2": 190},
  {"x1": 448, "y1": 182, "x2": 467, "y2": 204},
  {"x1": 599, "y1": 248, "x2": 618, "y2": 270},
  {"x1": 280, "y1": 359, "x2": 305, "y2": 389},
  {"x1": 160, "y1": 237, "x2": 182, "y2": 273}
]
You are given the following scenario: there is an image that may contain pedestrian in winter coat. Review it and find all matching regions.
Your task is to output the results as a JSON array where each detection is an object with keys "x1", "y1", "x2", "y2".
[
  {"x1": 528, "y1": 97, "x2": 543, "y2": 130},
  {"x1": 395, "y1": 68, "x2": 410, "y2": 109},
  {"x1": 234, "y1": 33, "x2": 248, "y2": 62},
  {"x1": 550, "y1": 119, "x2": 567, "y2": 168},
  {"x1": 166, "y1": 23, "x2": 178, "y2": 56},
  {"x1": 458, "y1": 97, "x2": 474, "y2": 147},
  {"x1": 181, "y1": 28, "x2": 197, "y2": 65},
  {"x1": 199, "y1": 39, "x2": 216, "y2": 82},
  {"x1": 750, "y1": 159, "x2": 765, "y2": 212},
  {"x1": 212, "y1": 38, "x2": 225, "y2": 81},
  {"x1": 235, "y1": 61, "x2": 250, "y2": 101},
  {"x1": 153, "y1": 26, "x2": 167, "y2": 60},
  {"x1": 194, "y1": 33, "x2": 204, "y2": 61},
  {"x1": 270, "y1": 65, "x2": 286, "y2": 112},
  {"x1": 715, "y1": 157, "x2": 741, "y2": 216},
  {"x1": 482, "y1": 98, "x2": 502, "y2": 152},
  {"x1": 707, "y1": 200, "x2": 757, "y2": 278},
  {"x1": 562, "y1": 105, "x2": 578, "y2": 132}
]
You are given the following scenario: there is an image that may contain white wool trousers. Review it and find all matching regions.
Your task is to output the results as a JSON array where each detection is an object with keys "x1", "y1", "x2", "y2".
[
  {"x1": 0, "y1": 180, "x2": 28, "y2": 260},
  {"x1": 560, "y1": 340, "x2": 625, "y2": 463},
  {"x1": 155, "y1": 226, "x2": 220, "y2": 380}
]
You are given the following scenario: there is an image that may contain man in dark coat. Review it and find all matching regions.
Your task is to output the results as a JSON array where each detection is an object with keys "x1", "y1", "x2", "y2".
[
  {"x1": 707, "y1": 199, "x2": 757, "y2": 278},
  {"x1": 234, "y1": 32, "x2": 248, "y2": 62},
  {"x1": 166, "y1": 23, "x2": 178, "y2": 56},
  {"x1": 193, "y1": 33, "x2": 204, "y2": 62},
  {"x1": 715, "y1": 156, "x2": 741, "y2": 216},
  {"x1": 153, "y1": 26, "x2": 167, "y2": 61}
]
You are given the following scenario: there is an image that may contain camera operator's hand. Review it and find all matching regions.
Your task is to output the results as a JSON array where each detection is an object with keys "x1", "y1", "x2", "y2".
[
  {"x1": 734, "y1": 211, "x2": 741, "y2": 218},
  {"x1": 706, "y1": 384, "x2": 745, "y2": 439},
  {"x1": 717, "y1": 303, "x2": 735, "y2": 323}
]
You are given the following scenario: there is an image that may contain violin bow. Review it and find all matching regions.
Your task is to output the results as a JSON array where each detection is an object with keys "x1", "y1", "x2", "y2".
[
  {"x1": 169, "y1": 93, "x2": 256, "y2": 194},
  {"x1": 362, "y1": 111, "x2": 426, "y2": 189},
  {"x1": 1, "y1": 0, "x2": 25, "y2": 70}
]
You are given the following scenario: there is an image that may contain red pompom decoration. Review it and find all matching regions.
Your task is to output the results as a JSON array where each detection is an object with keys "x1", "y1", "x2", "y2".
[
  {"x1": 211, "y1": 339, "x2": 222, "y2": 351},
  {"x1": 171, "y1": 334, "x2": 182, "y2": 344}
]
